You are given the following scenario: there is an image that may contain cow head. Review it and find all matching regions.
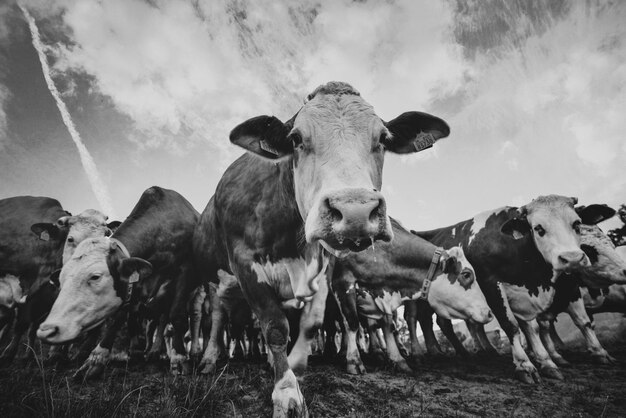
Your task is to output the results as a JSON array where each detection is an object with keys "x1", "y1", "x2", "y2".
[
  {"x1": 575, "y1": 205, "x2": 626, "y2": 287},
  {"x1": 230, "y1": 82, "x2": 450, "y2": 255},
  {"x1": 501, "y1": 195, "x2": 589, "y2": 272},
  {"x1": 427, "y1": 247, "x2": 492, "y2": 324},
  {"x1": 57, "y1": 209, "x2": 113, "y2": 264},
  {"x1": 37, "y1": 237, "x2": 152, "y2": 343}
]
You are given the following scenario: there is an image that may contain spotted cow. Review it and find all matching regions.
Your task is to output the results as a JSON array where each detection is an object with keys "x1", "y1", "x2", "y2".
[
  {"x1": 37, "y1": 187, "x2": 199, "y2": 378},
  {"x1": 192, "y1": 81, "x2": 451, "y2": 417},
  {"x1": 332, "y1": 218, "x2": 492, "y2": 374},
  {"x1": 413, "y1": 196, "x2": 594, "y2": 383}
]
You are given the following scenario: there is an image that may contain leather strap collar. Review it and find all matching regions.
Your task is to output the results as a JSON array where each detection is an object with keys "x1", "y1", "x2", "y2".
[{"x1": 419, "y1": 247, "x2": 444, "y2": 301}]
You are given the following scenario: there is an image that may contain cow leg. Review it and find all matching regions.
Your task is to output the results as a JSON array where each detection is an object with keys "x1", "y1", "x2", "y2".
[
  {"x1": 288, "y1": 274, "x2": 329, "y2": 374},
  {"x1": 74, "y1": 311, "x2": 127, "y2": 381},
  {"x1": 144, "y1": 318, "x2": 157, "y2": 354},
  {"x1": 20, "y1": 322, "x2": 39, "y2": 363},
  {"x1": 467, "y1": 321, "x2": 498, "y2": 354},
  {"x1": 381, "y1": 314, "x2": 412, "y2": 373},
  {"x1": 0, "y1": 305, "x2": 29, "y2": 365},
  {"x1": 188, "y1": 286, "x2": 206, "y2": 365},
  {"x1": 549, "y1": 321, "x2": 566, "y2": 350},
  {"x1": 235, "y1": 261, "x2": 307, "y2": 418},
  {"x1": 484, "y1": 281, "x2": 540, "y2": 383},
  {"x1": 518, "y1": 318, "x2": 563, "y2": 380},
  {"x1": 403, "y1": 301, "x2": 425, "y2": 358},
  {"x1": 332, "y1": 269, "x2": 366, "y2": 375},
  {"x1": 367, "y1": 321, "x2": 387, "y2": 363},
  {"x1": 146, "y1": 315, "x2": 167, "y2": 362},
  {"x1": 566, "y1": 298, "x2": 615, "y2": 364},
  {"x1": 167, "y1": 266, "x2": 195, "y2": 375},
  {"x1": 436, "y1": 316, "x2": 470, "y2": 357},
  {"x1": 199, "y1": 283, "x2": 227, "y2": 374},
  {"x1": 537, "y1": 314, "x2": 570, "y2": 367},
  {"x1": 70, "y1": 326, "x2": 101, "y2": 363},
  {"x1": 46, "y1": 344, "x2": 69, "y2": 366},
  {"x1": 417, "y1": 302, "x2": 444, "y2": 356},
  {"x1": 127, "y1": 307, "x2": 144, "y2": 362},
  {"x1": 202, "y1": 293, "x2": 212, "y2": 352}
]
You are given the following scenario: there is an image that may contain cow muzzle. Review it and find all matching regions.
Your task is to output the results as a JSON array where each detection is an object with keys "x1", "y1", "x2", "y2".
[
  {"x1": 37, "y1": 323, "x2": 59, "y2": 342},
  {"x1": 556, "y1": 250, "x2": 589, "y2": 271},
  {"x1": 308, "y1": 188, "x2": 393, "y2": 252}
]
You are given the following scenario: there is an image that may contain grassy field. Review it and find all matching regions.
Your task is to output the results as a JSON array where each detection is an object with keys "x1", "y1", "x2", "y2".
[{"x1": 0, "y1": 344, "x2": 625, "y2": 417}]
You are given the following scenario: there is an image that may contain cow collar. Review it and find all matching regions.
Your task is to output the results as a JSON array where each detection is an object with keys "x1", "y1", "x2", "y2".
[
  {"x1": 109, "y1": 237, "x2": 138, "y2": 305},
  {"x1": 418, "y1": 247, "x2": 444, "y2": 301}
]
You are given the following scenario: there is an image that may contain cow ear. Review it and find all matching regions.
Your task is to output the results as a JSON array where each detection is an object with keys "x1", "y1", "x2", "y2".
[
  {"x1": 56, "y1": 215, "x2": 76, "y2": 228},
  {"x1": 49, "y1": 270, "x2": 61, "y2": 287},
  {"x1": 230, "y1": 115, "x2": 293, "y2": 160},
  {"x1": 443, "y1": 254, "x2": 461, "y2": 275},
  {"x1": 501, "y1": 218, "x2": 531, "y2": 240},
  {"x1": 118, "y1": 257, "x2": 153, "y2": 283},
  {"x1": 576, "y1": 204, "x2": 616, "y2": 225},
  {"x1": 383, "y1": 111, "x2": 450, "y2": 154},
  {"x1": 107, "y1": 221, "x2": 122, "y2": 231},
  {"x1": 31, "y1": 223, "x2": 60, "y2": 241}
]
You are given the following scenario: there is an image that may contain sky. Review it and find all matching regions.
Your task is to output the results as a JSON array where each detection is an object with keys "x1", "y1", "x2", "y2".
[{"x1": 0, "y1": 0, "x2": 624, "y2": 230}]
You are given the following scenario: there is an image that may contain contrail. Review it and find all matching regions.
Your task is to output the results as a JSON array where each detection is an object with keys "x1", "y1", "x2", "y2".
[{"x1": 19, "y1": 3, "x2": 115, "y2": 218}]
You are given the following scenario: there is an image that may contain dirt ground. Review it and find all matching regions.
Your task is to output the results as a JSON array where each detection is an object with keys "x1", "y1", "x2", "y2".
[{"x1": 0, "y1": 343, "x2": 625, "y2": 418}]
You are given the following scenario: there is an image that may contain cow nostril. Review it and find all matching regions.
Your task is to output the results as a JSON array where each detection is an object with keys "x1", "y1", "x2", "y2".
[
  {"x1": 368, "y1": 199, "x2": 383, "y2": 223},
  {"x1": 325, "y1": 199, "x2": 343, "y2": 223},
  {"x1": 623, "y1": 269, "x2": 626, "y2": 276}
]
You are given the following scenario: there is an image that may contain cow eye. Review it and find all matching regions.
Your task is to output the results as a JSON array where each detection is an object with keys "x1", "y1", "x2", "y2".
[
  {"x1": 534, "y1": 225, "x2": 546, "y2": 237},
  {"x1": 573, "y1": 220, "x2": 581, "y2": 234},
  {"x1": 67, "y1": 236, "x2": 74, "y2": 243},
  {"x1": 89, "y1": 275, "x2": 101, "y2": 282}
]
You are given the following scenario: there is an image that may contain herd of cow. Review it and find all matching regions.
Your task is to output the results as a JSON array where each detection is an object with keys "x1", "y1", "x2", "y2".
[{"x1": 1, "y1": 82, "x2": 626, "y2": 417}]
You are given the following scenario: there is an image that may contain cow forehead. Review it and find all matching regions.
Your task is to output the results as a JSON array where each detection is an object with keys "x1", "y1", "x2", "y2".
[
  {"x1": 295, "y1": 94, "x2": 381, "y2": 137},
  {"x1": 525, "y1": 195, "x2": 576, "y2": 219}
]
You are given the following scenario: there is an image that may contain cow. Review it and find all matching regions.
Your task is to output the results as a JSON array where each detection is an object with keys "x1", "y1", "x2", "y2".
[
  {"x1": 413, "y1": 196, "x2": 596, "y2": 384},
  {"x1": 0, "y1": 209, "x2": 116, "y2": 365},
  {"x1": 331, "y1": 218, "x2": 492, "y2": 374},
  {"x1": 192, "y1": 81, "x2": 451, "y2": 417},
  {"x1": 535, "y1": 206, "x2": 626, "y2": 366},
  {"x1": 37, "y1": 186, "x2": 200, "y2": 379},
  {"x1": 417, "y1": 205, "x2": 626, "y2": 363},
  {"x1": 0, "y1": 196, "x2": 71, "y2": 364}
]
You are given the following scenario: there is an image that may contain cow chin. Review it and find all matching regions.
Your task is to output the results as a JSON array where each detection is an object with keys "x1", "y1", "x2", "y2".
[{"x1": 307, "y1": 218, "x2": 393, "y2": 255}]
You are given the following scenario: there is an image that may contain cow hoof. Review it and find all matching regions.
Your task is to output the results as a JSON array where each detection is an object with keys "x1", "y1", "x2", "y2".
[
  {"x1": 145, "y1": 350, "x2": 163, "y2": 363},
  {"x1": 392, "y1": 359, "x2": 413, "y2": 374},
  {"x1": 199, "y1": 360, "x2": 217, "y2": 375},
  {"x1": 272, "y1": 370, "x2": 307, "y2": 418},
  {"x1": 346, "y1": 361, "x2": 366, "y2": 375},
  {"x1": 592, "y1": 353, "x2": 617, "y2": 365},
  {"x1": 514, "y1": 369, "x2": 541, "y2": 384},
  {"x1": 74, "y1": 362, "x2": 105, "y2": 381},
  {"x1": 540, "y1": 366, "x2": 564, "y2": 380},
  {"x1": 552, "y1": 356, "x2": 571, "y2": 368}
]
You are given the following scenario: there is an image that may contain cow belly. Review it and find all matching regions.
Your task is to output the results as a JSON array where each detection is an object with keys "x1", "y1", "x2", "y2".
[{"x1": 503, "y1": 283, "x2": 555, "y2": 321}]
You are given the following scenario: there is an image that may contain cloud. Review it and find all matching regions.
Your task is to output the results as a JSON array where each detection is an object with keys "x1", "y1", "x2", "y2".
[
  {"x1": 0, "y1": 2, "x2": 13, "y2": 147},
  {"x1": 24, "y1": 0, "x2": 466, "y2": 161}
]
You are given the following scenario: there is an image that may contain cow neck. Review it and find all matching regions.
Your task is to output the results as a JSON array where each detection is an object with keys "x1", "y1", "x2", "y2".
[
  {"x1": 419, "y1": 247, "x2": 444, "y2": 301},
  {"x1": 108, "y1": 236, "x2": 137, "y2": 305}
]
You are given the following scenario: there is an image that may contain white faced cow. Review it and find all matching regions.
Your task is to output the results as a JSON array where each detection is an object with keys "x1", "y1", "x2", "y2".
[
  {"x1": 413, "y1": 196, "x2": 592, "y2": 384},
  {"x1": 193, "y1": 82, "x2": 450, "y2": 417}
]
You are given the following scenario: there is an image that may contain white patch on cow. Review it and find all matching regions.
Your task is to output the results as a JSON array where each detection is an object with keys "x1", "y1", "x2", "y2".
[
  {"x1": 252, "y1": 253, "x2": 329, "y2": 301},
  {"x1": 0, "y1": 275, "x2": 22, "y2": 309},
  {"x1": 468, "y1": 207, "x2": 506, "y2": 246},
  {"x1": 374, "y1": 290, "x2": 407, "y2": 316},
  {"x1": 271, "y1": 369, "x2": 305, "y2": 416},
  {"x1": 451, "y1": 227, "x2": 456, "y2": 238},
  {"x1": 503, "y1": 282, "x2": 555, "y2": 321}
]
